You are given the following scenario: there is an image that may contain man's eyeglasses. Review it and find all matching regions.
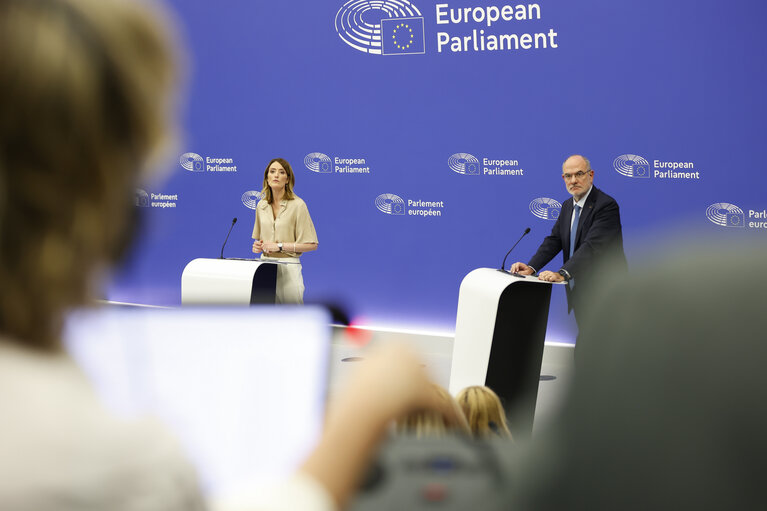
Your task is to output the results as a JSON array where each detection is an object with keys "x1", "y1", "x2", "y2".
[{"x1": 562, "y1": 170, "x2": 590, "y2": 180}]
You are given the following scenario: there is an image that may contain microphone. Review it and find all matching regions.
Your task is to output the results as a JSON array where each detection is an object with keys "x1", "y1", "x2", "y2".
[
  {"x1": 219, "y1": 217, "x2": 237, "y2": 259},
  {"x1": 500, "y1": 227, "x2": 531, "y2": 272}
]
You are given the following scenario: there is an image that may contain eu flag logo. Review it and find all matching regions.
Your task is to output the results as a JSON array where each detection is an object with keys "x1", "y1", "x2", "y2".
[
  {"x1": 381, "y1": 17, "x2": 425, "y2": 55},
  {"x1": 632, "y1": 164, "x2": 650, "y2": 178},
  {"x1": 726, "y1": 212, "x2": 745, "y2": 227}
]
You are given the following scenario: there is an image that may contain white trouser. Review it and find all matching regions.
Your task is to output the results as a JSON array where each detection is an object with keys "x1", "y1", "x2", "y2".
[{"x1": 260, "y1": 256, "x2": 304, "y2": 304}]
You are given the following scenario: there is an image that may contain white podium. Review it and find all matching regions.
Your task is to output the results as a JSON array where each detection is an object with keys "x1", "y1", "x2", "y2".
[
  {"x1": 181, "y1": 258, "x2": 279, "y2": 305},
  {"x1": 449, "y1": 268, "x2": 559, "y2": 439}
]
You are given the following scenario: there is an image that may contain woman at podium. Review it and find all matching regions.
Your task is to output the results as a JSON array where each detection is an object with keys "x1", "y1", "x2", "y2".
[{"x1": 252, "y1": 158, "x2": 318, "y2": 304}]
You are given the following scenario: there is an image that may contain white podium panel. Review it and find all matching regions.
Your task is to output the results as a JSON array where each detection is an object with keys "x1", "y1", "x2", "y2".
[
  {"x1": 181, "y1": 258, "x2": 278, "y2": 305},
  {"x1": 449, "y1": 268, "x2": 558, "y2": 439}
]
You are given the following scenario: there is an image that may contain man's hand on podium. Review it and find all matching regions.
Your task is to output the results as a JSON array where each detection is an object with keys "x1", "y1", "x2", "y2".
[
  {"x1": 538, "y1": 270, "x2": 565, "y2": 283},
  {"x1": 510, "y1": 262, "x2": 535, "y2": 275}
]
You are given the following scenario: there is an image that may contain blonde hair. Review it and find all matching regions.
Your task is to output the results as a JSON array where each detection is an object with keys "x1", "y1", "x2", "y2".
[
  {"x1": 396, "y1": 384, "x2": 471, "y2": 438},
  {"x1": 0, "y1": 0, "x2": 178, "y2": 350},
  {"x1": 456, "y1": 386, "x2": 513, "y2": 439}
]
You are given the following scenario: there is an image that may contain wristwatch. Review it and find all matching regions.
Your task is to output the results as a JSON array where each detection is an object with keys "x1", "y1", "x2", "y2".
[
  {"x1": 278, "y1": 243, "x2": 283, "y2": 252},
  {"x1": 558, "y1": 269, "x2": 571, "y2": 281}
]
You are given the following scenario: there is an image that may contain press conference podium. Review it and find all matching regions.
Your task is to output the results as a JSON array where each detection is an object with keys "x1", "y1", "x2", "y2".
[
  {"x1": 181, "y1": 258, "x2": 278, "y2": 305},
  {"x1": 449, "y1": 268, "x2": 560, "y2": 439}
]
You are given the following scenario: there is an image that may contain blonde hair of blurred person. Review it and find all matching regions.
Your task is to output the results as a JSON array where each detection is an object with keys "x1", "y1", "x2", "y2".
[
  {"x1": 0, "y1": 5, "x2": 447, "y2": 511},
  {"x1": 395, "y1": 383, "x2": 471, "y2": 438},
  {"x1": 456, "y1": 386, "x2": 513, "y2": 439},
  {"x1": 0, "y1": 0, "x2": 177, "y2": 351},
  {"x1": 0, "y1": 1, "x2": 207, "y2": 510}
]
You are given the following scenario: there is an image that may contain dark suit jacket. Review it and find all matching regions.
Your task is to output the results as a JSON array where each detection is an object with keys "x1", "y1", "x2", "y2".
[{"x1": 527, "y1": 186, "x2": 626, "y2": 311}]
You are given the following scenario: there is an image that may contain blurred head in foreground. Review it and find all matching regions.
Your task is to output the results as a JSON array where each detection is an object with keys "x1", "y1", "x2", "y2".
[
  {"x1": 396, "y1": 383, "x2": 471, "y2": 438},
  {"x1": 510, "y1": 241, "x2": 767, "y2": 509},
  {"x1": 0, "y1": 2, "x2": 202, "y2": 510},
  {"x1": 0, "y1": 0, "x2": 178, "y2": 350},
  {"x1": 456, "y1": 385, "x2": 512, "y2": 439}
]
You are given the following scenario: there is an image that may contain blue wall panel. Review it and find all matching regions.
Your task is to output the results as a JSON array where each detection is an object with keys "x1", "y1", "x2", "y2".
[{"x1": 109, "y1": 0, "x2": 767, "y2": 341}]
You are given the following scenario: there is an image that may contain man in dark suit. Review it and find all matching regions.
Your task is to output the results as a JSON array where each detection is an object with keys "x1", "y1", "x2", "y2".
[{"x1": 511, "y1": 154, "x2": 626, "y2": 326}]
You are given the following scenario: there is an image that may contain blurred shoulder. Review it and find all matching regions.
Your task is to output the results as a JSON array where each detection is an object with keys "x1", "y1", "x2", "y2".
[{"x1": 0, "y1": 343, "x2": 204, "y2": 511}]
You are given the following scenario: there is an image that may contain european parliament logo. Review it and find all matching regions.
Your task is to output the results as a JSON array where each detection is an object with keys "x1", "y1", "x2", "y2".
[
  {"x1": 241, "y1": 190, "x2": 262, "y2": 210},
  {"x1": 381, "y1": 17, "x2": 425, "y2": 55},
  {"x1": 375, "y1": 193, "x2": 405, "y2": 215},
  {"x1": 448, "y1": 153, "x2": 480, "y2": 175},
  {"x1": 180, "y1": 152, "x2": 204, "y2": 173},
  {"x1": 335, "y1": 0, "x2": 425, "y2": 55},
  {"x1": 706, "y1": 202, "x2": 745, "y2": 228},
  {"x1": 613, "y1": 154, "x2": 650, "y2": 178},
  {"x1": 135, "y1": 189, "x2": 150, "y2": 208},
  {"x1": 529, "y1": 197, "x2": 562, "y2": 220},
  {"x1": 304, "y1": 153, "x2": 333, "y2": 173}
]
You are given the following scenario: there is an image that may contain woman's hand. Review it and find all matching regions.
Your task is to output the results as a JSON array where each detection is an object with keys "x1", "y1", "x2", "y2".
[
  {"x1": 261, "y1": 241, "x2": 276, "y2": 254},
  {"x1": 252, "y1": 240, "x2": 263, "y2": 254},
  {"x1": 342, "y1": 342, "x2": 438, "y2": 421},
  {"x1": 300, "y1": 342, "x2": 437, "y2": 509}
]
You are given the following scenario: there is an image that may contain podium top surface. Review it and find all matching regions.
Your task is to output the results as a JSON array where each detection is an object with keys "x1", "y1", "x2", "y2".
[
  {"x1": 187, "y1": 257, "x2": 299, "y2": 267},
  {"x1": 469, "y1": 268, "x2": 567, "y2": 285},
  {"x1": 457, "y1": 268, "x2": 564, "y2": 303}
]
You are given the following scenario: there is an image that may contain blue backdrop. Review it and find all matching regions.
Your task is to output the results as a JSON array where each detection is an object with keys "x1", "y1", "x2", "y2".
[{"x1": 110, "y1": 0, "x2": 767, "y2": 342}]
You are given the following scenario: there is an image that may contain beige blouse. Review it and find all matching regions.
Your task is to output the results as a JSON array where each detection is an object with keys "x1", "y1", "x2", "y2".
[{"x1": 252, "y1": 195, "x2": 318, "y2": 258}]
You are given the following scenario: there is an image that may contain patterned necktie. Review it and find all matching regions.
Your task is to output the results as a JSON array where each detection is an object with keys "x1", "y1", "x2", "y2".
[{"x1": 569, "y1": 204, "x2": 581, "y2": 258}]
